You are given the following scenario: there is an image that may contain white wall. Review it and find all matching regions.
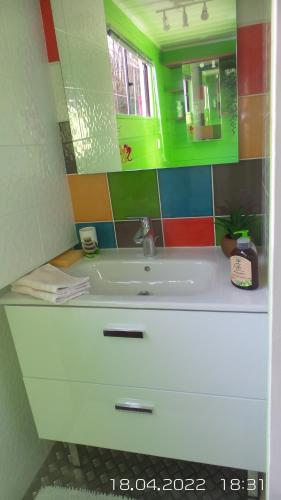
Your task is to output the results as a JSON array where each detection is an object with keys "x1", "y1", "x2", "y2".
[
  {"x1": 0, "y1": 307, "x2": 51, "y2": 500},
  {"x1": 268, "y1": 0, "x2": 281, "y2": 496},
  {"x1": 0, "y1": 0, "x2": 77, "y2": 290},
  {"x1": 0, "y1": 1, "x2": 78, "y2": 497}
]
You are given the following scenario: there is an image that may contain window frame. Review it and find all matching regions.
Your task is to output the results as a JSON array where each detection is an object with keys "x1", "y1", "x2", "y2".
[{"x1": 107, "y1": 30, "x2": 155, "y2": 119}]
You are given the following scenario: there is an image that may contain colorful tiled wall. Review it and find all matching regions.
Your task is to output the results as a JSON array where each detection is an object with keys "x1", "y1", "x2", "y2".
[{"x1": 40, "y1": 0, "x2": 268, "y2": 249}]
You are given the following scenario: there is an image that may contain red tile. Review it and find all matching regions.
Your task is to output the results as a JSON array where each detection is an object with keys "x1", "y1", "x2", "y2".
[
  {"x1": 237, "y1": 24, "x2": 267, "y2": 96},
  {"x1": 40, "y1": 0, "x2": 59, "y2": 62},
  {"x1": 163, "y1": 218, "x2": 215, "y2": 247}
]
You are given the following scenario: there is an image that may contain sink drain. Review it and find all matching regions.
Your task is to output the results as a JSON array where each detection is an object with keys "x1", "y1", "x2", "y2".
[{"x1": 137, "y1": 290, "x2": 151, "y2": 296}]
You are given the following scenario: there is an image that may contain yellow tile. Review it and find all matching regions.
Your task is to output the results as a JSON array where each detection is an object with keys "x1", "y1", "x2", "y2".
[
  {"x1": 68, "y1": 174, "x2": 112, "y2": 222},
  {"x1": 239, "y1": 94, "x2": 267, "y2": 159}
]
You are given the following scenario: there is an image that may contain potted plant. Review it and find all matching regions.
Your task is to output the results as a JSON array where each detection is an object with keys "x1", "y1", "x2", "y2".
[{"x1": 216, "y1": 208, "x2": 258, "y2": 258}]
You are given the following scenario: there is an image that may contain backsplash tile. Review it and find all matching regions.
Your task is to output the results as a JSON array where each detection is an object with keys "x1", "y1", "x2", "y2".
[
  {"x1": 68, "y1": 174, "x2": 112, "y2": 222},
  {"x1": 238, "y1": 94, "x2": 266, "y2": 159},
  {"x1": 40, "y1": 0, "x2": 60, "y2": 62},
  {"x1": 108, "y1": 170, "x2": 161, "y2": 220},
  {"x1": 75, "y1": 222, "x2": 116, "y2": 249},
  {"x1": 61, "y1": 142, "x2": 77, "y2": 174},
  {"x1": 237, "y1": 24, "x2": 266, "y2": 96},
  {"x1": 163, "y1": 218, "x2": 215, "y2": 247},
  {"x1": 158, "y1": 166, "x2": 213, "y2": 218},
  {"x1": 213, "y1": 160, "x2": 263, "y2": 215},
  {"x1": 59, "y1": 121, "x2": 73, "y2": 143},
  {"x1": 115, "y1": 219, "x2": 164, "y2": 248}
]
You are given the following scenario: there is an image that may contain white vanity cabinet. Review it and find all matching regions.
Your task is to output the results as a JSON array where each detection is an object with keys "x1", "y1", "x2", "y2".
[{"x1": 5, "y1": 306, "x2": 268, "y2": 472}]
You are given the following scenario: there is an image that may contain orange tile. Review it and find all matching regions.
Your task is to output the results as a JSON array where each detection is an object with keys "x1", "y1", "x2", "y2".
[
  {"x1": 68, "y1": 174, "x2": 113, "y2": 222},
  {"x1": 239, "y1": 94, "x2": 267, "y2": 159}
]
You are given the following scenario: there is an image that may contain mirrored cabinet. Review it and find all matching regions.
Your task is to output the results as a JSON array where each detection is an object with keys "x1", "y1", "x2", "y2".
[{"x1": 51, "y1": 0, "x2": 238, "y2": 174}]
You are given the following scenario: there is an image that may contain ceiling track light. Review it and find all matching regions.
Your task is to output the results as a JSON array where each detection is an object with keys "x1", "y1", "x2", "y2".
[
  {"x1": 157, "y1": 1, "x2": 211, "y2": 32},
  {"x1": 182, "y1": 7, "x2": 189, "y2": 27},
  {"x1": 201, "y1": 1, "x2": 209, "y2": 21},
  {"x1": 163, "y1": 10, "x2": 170, "y2": 31}
]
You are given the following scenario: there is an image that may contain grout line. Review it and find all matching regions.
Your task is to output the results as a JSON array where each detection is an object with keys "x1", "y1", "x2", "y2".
[
  {"x1": 163, "y1": 216, "x2": 214, "y2": 221},
  {"x1": 238, "y1": 92, "x2": 268, "y2": 98},
  {"x1": 239, "y1": 156, "x2": 265, "y2": 161},
  {"x1": 74, "y1": 215, "x2": 225, "y2": 224},
  {"x1": 210, "y1": 165, "x2": 216, "y2": 245},
  {"x1": 215, "y1": 213, "x2": 264, "y2": 218},
  {"x1": 105, "y1": 173, "x2": 118, "y2": 248},
  {"x1": 156, "y1": 169, "x2": 166, "y2": 248},
  {"x1": 74, "y1": 214, "x2": 263, "y2": 225},
  {"x1": 74, "y1": 220, "x2": 114, "y2": 224}
]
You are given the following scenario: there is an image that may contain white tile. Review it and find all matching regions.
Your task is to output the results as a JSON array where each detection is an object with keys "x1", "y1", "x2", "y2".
[
  {"x1": 0, "y1": 0, "x2": 76, "y2": 289},
  {"x1": 0, "y1": 147, "x2": 36, "y2": 216},
  {"x1": 36, "y1": 198, "x2": 77, "y2": 262},
  {"x1": 51, "y1": 0, "x2": 121, "y2": 174},
  {"x1": 49, "y1": 62, "x2": 69, "y2": 122},
  {"x1": 0, "y1": 210, "x2": 45, "y2": 289},
  {"x1": 51, "y1": 0, "x2": 108, "y2": 49},
  {"x1": 237, "y1": 0, "x2": 270, "y2": 26}
]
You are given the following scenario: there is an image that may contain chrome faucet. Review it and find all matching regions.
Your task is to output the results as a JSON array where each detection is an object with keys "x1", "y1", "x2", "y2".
[{"x1": 129, "y1": 217, "x2": 157, "y2": 257}]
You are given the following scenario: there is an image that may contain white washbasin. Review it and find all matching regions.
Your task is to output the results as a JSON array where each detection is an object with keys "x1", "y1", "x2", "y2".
[{"x1": 79, "y1": 256, "x2": 217, "y2": 296}]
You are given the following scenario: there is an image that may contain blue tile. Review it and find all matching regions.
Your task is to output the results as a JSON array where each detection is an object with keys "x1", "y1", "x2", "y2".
[
  {"x1": 158, "y1": 166, "x2": 213, "y2": 218},
  {"x1": 75, "y1": 222, "x2": 116, "y2": 249}
]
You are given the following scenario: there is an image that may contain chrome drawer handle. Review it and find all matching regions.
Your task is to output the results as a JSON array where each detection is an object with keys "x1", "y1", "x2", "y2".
[
  {"x1": 115, "y1": 402, "x2": 153, "y2": 414},
  {"x1": 103, "y1": 329, "x2": 143, "y2": 339}
]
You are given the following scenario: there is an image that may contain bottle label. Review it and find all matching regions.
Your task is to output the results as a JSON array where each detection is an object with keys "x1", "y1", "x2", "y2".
[{"x1": 230, "y1": 255, "x2": 252, "y2": 287}]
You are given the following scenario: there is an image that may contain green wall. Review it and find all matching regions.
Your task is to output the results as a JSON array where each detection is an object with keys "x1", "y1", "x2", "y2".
[
  {"x1": 104, "y1": 0, "x2": 238, "y2": 170},
  {"x1": 104, "y1": 0, "x2": 166, "y2": 170}
]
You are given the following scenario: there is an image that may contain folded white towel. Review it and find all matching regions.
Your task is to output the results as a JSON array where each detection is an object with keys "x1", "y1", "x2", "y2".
[
  {"x1": 11, "y1": 263, "x2": 90, "y2": 303},
  {"x1": 12, "y1": 263, "x2": 90, "y2": 293},
  {"x1": 11, "y1": 283, "x2": 90, "y2": 304}
]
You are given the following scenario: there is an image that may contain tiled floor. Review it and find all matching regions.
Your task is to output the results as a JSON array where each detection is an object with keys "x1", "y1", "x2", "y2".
[{"x1": 23, "y1": 443, "x2": 265, "y2": 500}]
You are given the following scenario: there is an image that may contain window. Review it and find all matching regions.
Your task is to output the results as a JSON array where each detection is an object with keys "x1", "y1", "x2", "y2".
[{"x1": 107, "y1": 32, "x2": 154, "y2": 117}]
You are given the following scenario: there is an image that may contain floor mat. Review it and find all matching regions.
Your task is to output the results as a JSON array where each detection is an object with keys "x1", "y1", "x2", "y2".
[
  {"x1": 23, "y1": 442, "x2": 259, "y2": 499},
  {"x1": 36, "y1": 486, "x2": 132, "y2": 500}
]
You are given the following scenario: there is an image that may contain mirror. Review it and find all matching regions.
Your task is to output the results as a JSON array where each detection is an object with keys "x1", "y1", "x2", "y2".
[
  {"x1": 183, "y1": 59, "x2": 223, "y2": 141},
  {"x1": 51, "y1": 0, "x2": 238, "y2": 174}
]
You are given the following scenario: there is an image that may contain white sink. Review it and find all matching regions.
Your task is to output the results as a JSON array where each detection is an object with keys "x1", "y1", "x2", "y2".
[{"x1": 84, "y1": 257, "x2": 217, "y2": 296}]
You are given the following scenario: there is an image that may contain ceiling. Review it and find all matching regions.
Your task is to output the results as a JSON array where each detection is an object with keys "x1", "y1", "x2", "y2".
[{"x1": 112, "y1": 0, "x2": 237, "y2": 50}]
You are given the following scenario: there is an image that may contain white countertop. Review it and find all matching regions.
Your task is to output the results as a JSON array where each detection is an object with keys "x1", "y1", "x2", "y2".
[{"x1": 0, "y1": 247, "x2": 268, "y2": 313}]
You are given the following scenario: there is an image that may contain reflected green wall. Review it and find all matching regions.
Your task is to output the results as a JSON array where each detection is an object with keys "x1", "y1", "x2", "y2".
[
  {"x1": 104, "y1": 0, "x2": 238, "y2": 170},
  {"x1": 104, "y1": 0, "x2": 165, "y2": 170}
]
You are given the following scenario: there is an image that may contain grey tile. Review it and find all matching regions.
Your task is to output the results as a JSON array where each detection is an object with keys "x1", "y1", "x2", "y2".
[
  {"x1": 115, "y1": 219, "x2": 164, "y2": 248},
  {"x1": 59, "y1": 121, "x2": 73, "y2": 143},
  {"x1": 213, "y1": 159, "x2": 263, "y2": 215},
  {"x1": 62, "y1": 142, "x2": 77, "y2": 174}
]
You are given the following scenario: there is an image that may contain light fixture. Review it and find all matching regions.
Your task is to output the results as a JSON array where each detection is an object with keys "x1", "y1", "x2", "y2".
[
  {"x1": 182, "y1": 7, "x2": 189, "y2": 27},
  {"x1": 157, "y1": 1, "x2": 211, "y2": 32},
  {"x1": 201, "y1": 1, "x2": 209, "y2": 20},
  {"x1": 163, "y1": 10, "x2": 170, "y2": 31}
]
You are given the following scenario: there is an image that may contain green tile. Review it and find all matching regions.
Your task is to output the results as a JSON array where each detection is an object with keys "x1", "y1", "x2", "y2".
[
  {"x1": 108, "y1": 170, "x2": 161, "y2": 220},
  {"x1": 215, "y1": 215, "x2": 263, "y2": 246}
]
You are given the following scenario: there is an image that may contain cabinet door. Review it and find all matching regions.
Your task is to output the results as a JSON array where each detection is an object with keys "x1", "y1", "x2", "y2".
[
  {"x1": 25, "y1": 378, "x2": 266, "y2": 472},
  {"x1": 6, "y1": 306, "x2": 268, "y2": 399}
]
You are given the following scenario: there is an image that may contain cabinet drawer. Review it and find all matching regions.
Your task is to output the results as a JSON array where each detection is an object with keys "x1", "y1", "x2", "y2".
[
  {"x1": 6, "y1": 306, "x2": 268, "y2": 398},
  {"x1": 25, "y1": 378, "x2": 266, "y2": 472}
]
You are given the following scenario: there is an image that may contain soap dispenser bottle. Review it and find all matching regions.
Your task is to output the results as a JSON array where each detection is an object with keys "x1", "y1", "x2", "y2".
[{"x1": 230, "y1": 230, "x2": 259, "y2": 290}]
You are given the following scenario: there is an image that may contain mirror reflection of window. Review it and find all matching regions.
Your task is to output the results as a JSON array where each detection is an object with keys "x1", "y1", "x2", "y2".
[
  {"x1": 107, "y1": 32, "x2": 155, "y2": 118},
  {"x1": 183, "y1": 59, "x2": 222, "y2": 141}
]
